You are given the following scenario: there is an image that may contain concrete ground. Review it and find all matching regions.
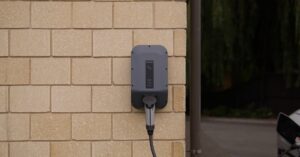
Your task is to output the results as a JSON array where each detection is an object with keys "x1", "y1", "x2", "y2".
[{"x1": 186, "y1": 117, "x2": 277, "y2": 157}]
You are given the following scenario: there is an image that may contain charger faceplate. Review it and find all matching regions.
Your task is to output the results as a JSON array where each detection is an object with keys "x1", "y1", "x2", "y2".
[{"x1": 131, "y1": 45, "x2": 168, "y2": 109}]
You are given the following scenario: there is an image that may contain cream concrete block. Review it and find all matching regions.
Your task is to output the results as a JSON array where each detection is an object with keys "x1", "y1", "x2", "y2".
[
  {"x1": 169, "y1": 57, "x2": 186, "y2": 84},
  {"x1": 8, "y1": 114, "x2": 30, "y2": 140},
  {"x1": 114, "y1": 2, "x2": 153, "y2": 28},
  {"x1": 73, "y1": 2, "x2": 112, "y2": 28},
  {"x1": 92, "y1": 141, "x2": 131, "y2": 157},
  {"x1": 159, "y1": 86, "x2": 173, "y2": 112},
  {"x1": 113, "y1": 113, "x2": 185, "y2": 140},
  {"x1": 0, "y1": 115, "x2": 7, "y2": 140},
  {"x1": 72, "y1": 114, "x2": 111, "y2": 140},
  {"x1": 72, "y1": 58, "x2": 111, "y2": 84},
  {"x1": 173, "y1": 141, "x2": 185, "y2": 157},
  {"x1": 134, "y1": 30, "x2": 173, "y2": 55},
  {"x1": 10, "y1": 86, "x2": 50, "y2": 112},
  {"x1": 0, "y1": 30, "x2": 8, "y2": 56},
  {"x1": 155, "y1": 113, "x2": 185, "y2": 139},
  {"x1": 113, "y1": 58, "x2": 130, "y2": 85},
  {"x1": 0, "y1": 87, "x2": 8, "y2": 112},
  {"x1": 113, "y1": 113, "x2": 146, "y2": 140},
  {"x1": 0, "y1": 143, "x2": 8, "y2": 157},
  {"x1": 10, "y1": 142, "x2": 50, "y2": 157},
  {"x1": 53, "y1": 30, "x2": 92, "y2": 56},
  {"x1": 10, "y1": 30, "x2": 50, "y2": 56},
  {"x1": 51, "y1": 142, "x2": 91, "y2": 157},
  {"x1": 173, "y1": 86, "x2": 186, "y2": 112},
  {"x1": 31, "y1": 2, "x2": 71, "y2": 28},
  {"x1": 93, "y1": 30, "x2": 132, "y2": 57},
  {"x1": 31, "y1": 58, "x2": 70, "y2": 85},
  {"x1": 155, "y1": 2, "x2": 187, "y2": 28},
  {"x1": 0, "y1": 58, "x2": 30, "y2": 85},
  {"x1": 31, "y1": 114, "x2": 71, "y2": 140},
  {"x1": 95, "y1": 0, "x2": 131, "y2": 1},
  {"x1": 174, "y1": 29, "x2": 186, "y2": 56},
  {"x1": 133, "y1": 141, "x2": 172, "y2": 157},
  {"x1": 0, "y1": 2, "x2": 30, "y2": 28},
  {"x1": 0, "y1": 114, "x2": 29, "y2": 141},
  {"x1": 52, "y1": 86, "x2": 91, "y2": 112},
  {"x1": 93, "y1": 86, "x2": 131, "y2": 112}
]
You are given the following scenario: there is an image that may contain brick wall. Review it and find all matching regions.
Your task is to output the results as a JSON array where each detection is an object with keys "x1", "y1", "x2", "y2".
[{"x1": 0, "y1": 0, "x2": 186, "y2": 157}]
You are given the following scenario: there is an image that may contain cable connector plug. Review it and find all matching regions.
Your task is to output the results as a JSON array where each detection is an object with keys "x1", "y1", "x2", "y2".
[
  {"x1": 146, "y1": 125, "x2": 155, "y2": 136},
  {"x1": 142, "y1": 96, "x2": 157, "y2": 157}
]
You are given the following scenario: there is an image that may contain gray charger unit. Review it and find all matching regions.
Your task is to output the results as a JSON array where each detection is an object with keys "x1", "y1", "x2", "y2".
[{"x1": 131, "y1": 45, "x2": 168, "y2": 109}]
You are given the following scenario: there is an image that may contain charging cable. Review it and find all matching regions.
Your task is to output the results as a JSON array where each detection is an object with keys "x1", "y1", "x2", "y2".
[{"x1": 143, "y1": 96, "x2": 157, "y2": 157}]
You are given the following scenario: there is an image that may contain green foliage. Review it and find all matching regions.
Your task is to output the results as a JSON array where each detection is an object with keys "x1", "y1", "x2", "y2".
[{"x1": 202, "y1": 0, "x2": 300, "y2": 88}]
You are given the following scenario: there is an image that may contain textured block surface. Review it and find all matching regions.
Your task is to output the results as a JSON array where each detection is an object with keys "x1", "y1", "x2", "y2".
[
  {"x1": 92, "y1": 141, "x2": 131, "y2": 157},
  {"x1": 72, "y1": 58, "x2": 111, "y2": 84},
  {"x1": 0, "y1": 115, "x2": 7, "y2": 140},
  {"x1": 31, "y1": 58, "x2": 70, "y2": 84},
  {"x1": 173, "y1": 141, "x2": 185, "y2": 157},
  {"x1": 155, "y1": 2, "x2": 187, "y2": 28},
  {"x1": 10, "y1": 86, "x2": 50, "y2": 112},
  {"x1": 73, "y1": 2, "x2": 112, "y2": 28},
  {"x1": 173, "y1": 85, "x2": 186, "y2": 112},
  {"x1": 53, "y1": 30, "x2": 92, "y2": 56},
  {"x1": 113, "y1": 113, "x2": 146, "y2": 140},
  {"x1": 113, "y1": 58, "x2": 130, "y2": 85},
  {"x1": 72, "y1": 114, "x2": 111, "y2": 140},
  {"x1": 0, "y1": 87, "x2": 8, "y2": 112},
  {"x1": 155, "y1": 113, "x2": 185, "y2": 139},
  {"x1": 51, "y1": 142, "x2": 91, "y2": 157},
  {"x1": 10, "y1": 30, "x2": 50, "y2": 56},
  {"x1": 8, "y1": 114, "x2": 30, "y2": 140},
  {"x1": 0, "y1": 58, "x2": 30, "y2": 85},
  {"x1": 114, "y1": 2, "x2": 153, "y2": 28},
  {"x1": 31, "y1": 114, "x2": 71, "y2": 140},
  {"x1": 93, "y1": 30, "x2": 132, "y2": 56},
  {"x1": 0, "y1": 143, "x2": 8, "y2": 157},
  {"x1": 52, "y1": 86, "x2": 91, "y2": 112},
  {"x1": 159, "y1": 86, "x2": 173, "y2": 112},
  {"x1": 113, "y1": 113, "x2": 185, "y2": 140},
  {"x1": 134, "y1": 30, "x2": 173, "y2": 55},
  {"x1": 133, "y1": 141, "x2": 172, "y2": 157},
  {"x1": 174, "y1": 29, "x2": 187, "y2": 56},
  {"x1": 92, "y1": 86, "x2": 131, "y2": 112},
  {"x1": 32, "y1": 2, "x2": 71, "y2": 28},
  {"x1": 169, "y1": 57, "x2": 186, "y2": 84},
  {"x1": 10, "y1": 142, "x2": 50, "y2": 157},
  {"x1": 0, "y1": 30, "x2": 8, "y2": 56},
  {"x1": 0, "y1": 2, "x2": 30, "y2": 28}
]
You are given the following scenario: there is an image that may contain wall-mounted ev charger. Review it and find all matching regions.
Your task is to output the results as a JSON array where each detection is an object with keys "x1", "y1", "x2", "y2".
[{"x1": 131, "y1": 45, "x2": 168, "y2": 157}]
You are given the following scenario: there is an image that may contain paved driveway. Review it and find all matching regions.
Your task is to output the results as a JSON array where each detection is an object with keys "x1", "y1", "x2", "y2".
[{"x1": 186, "y1": 117, "x2": 277, "y2": 157}]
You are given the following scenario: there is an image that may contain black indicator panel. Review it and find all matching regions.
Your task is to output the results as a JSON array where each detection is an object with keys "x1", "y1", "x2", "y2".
[{"x1": 146, "y1": 60, "x2": 154, "y2": 88}]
